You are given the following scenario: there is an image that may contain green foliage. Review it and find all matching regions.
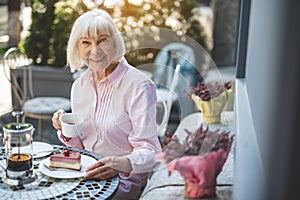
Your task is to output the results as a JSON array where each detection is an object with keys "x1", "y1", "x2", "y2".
[
  {"x1": 98, "y1": 0, "x2": 209, "y2": 66},
  {"x1": 23, "y1": 0, "x2": 57, "y2": 66},
  {"x1": 51, "y1": 0, "x2": 88, "y2": 67},
  {"x1": 22, "y1": 0, "x2": 88, "y2": 67},
  {"x1": 21, "y1": 0, "x2": 208, "y2": 68},
  {"x1": 0, "y1": 47, "x2": 9, "y2": 56}
]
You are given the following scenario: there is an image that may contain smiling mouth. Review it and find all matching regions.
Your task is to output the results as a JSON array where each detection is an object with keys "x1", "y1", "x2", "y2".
[{"x1": 88, "y1": 56, "x2": 105, "y2": 62}]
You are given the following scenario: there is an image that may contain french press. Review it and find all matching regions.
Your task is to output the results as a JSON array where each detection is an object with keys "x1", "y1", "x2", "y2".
[{"x1": 2, "y1": 111, "x2": 36, "y2": 185}]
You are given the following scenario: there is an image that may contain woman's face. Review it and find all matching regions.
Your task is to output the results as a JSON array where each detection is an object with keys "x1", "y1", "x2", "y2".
[{"x1": 78, "y1": 34, "x2": 115, "y2": 72}]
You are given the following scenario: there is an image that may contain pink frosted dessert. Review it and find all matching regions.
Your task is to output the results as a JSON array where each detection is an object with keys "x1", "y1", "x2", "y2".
[{"x1": 49, "y1": 150, "x2": 81, "y2": 171}]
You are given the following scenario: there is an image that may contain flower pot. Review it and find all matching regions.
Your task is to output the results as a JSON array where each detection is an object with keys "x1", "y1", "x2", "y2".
[
  {"x1": 155, "y1": 124, "x2": 234, "y2": 199},
  {"x1": 184, "y1": 181, "x2": 216, "y2": 198},
  {"x1": 191, "y1": 89, "x2": 232, "y2": 124},
  {"x1": 167, "y1": 145, "x2": 233, "y2": 198}
]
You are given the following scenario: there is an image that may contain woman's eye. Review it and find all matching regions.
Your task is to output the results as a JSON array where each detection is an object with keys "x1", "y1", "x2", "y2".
[
  {"x1": 98, "y1": 38, "x2": 108, "y2": 44},
  {"x1": 79, "y1": 39, "x2": 91, "y2": 46},
  {"x1": 82, "y1": 41, "x2": 90, "y2": 45}
]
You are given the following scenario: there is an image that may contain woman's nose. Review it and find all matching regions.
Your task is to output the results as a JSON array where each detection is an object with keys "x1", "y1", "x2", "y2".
[{"x1": 90, "y1": 43, "x2": 103, "y2": 55}]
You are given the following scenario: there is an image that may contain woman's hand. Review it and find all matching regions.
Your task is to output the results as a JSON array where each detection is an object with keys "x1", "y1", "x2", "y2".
[
  {"x1": 84, "y1": 156, "x2": 132, "y2": 180},
  {"x1": 52, "y1": 109, "x2": 66, "y2": 131}
]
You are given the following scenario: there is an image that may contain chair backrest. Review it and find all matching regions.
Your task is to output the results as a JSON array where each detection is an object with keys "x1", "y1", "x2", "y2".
[
  {"x1": 156, "y1": 93, "x2": 168, "y2": 137},
  {"x1": 155, "y1": 52, "x2": 181, "y2": 137},
  {"x1": 154, "y1": 42, "x2": 202, "y2": 89},
  {"x1": 3, "y1": 47, "x2": 31, "y2": 109},
  {"x1": 154, "y1": 43, "x2": 202, "y2": 119},
  {"x1": 153, "y1": 43, "x2": 203, "y2": 128}
]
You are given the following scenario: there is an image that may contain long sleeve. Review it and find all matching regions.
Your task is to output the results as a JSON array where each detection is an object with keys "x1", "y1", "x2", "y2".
[
  {"x1": 56, "y1": 130, "x2": 84, "y2": 149},
  {"x1": 124, "y1": 80, "x2": 162, "y2": 173}
]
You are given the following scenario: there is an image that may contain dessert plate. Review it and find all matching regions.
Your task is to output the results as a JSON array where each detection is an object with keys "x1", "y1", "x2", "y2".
[
  {"x1": 39, "y1": 155, "x2": 97, "y2": 179},
  {"x1": 12, "y1": 141, "x2": 54, "y2": 159}
]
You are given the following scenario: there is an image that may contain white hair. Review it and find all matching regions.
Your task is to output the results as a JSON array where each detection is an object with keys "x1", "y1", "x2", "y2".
[{"x1": 67, "y1": 9, "x2": 126, "y2": 72}]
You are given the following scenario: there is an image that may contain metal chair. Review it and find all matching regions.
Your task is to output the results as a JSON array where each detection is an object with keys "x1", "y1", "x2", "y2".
[
  {"x1": 155, "y1": 52, "x2": 181, "y2": 138},
  {"x1": 2, "y1": 47, "x2": 71, "y2": 140},
  {"x1": 154, "y1": 43, "x2": 203, "y2": 133},
  {"x1": 156, "y1": 92, "x2": 169, "y2": 138}
]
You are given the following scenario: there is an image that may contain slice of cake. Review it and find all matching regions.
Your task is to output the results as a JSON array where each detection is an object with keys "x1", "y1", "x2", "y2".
[{"x1": 49, "y1": 150, "x2": 81, "y2": 171}]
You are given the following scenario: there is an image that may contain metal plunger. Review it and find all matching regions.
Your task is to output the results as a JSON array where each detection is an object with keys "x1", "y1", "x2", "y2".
[
  {"x1": 12, "y1": 111, "x2": 24, "y2": 158},
  {"x1": 12, "y1": 111, "x2": 23, "y2": 130}
]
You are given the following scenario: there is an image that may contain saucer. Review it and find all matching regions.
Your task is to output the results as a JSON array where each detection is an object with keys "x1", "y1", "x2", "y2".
[{"x1": 12, "y1": 142, "x2": 53, "y2": 159}]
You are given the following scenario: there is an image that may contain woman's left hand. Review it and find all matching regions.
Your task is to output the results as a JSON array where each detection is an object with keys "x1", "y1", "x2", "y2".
[{"x1": 84, "y1": 156, "x2": 132, "y2": 180}]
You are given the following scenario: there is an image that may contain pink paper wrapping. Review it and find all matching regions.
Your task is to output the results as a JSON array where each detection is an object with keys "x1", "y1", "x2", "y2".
[{"x1": 155, "y1": 137, "x2": 233, "y2": 198}]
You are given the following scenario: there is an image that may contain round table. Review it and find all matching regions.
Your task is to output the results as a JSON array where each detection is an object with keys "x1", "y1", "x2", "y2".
[{"x1": 0, "y1": 145, "x2": 119, "y2": 200}]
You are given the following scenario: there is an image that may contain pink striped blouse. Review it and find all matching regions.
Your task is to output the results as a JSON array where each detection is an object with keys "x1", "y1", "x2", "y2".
[{"x1": 57, "y1": 58, "x2": 162, "y2": 173}]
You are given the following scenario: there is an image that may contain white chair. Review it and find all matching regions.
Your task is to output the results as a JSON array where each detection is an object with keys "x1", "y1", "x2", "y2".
[
  {"x1": 154, "y1": 48, "x2": 182, "y2": 136},
  {"x1": 154, "y1": 43, "x2": 203, "y2": 134},
  {"x1": 156, "y1": 93, "x2": 168, "y2": 138},
  {"x1": 155, "y1": 61, "x2": 181, "y2": 138},
  {"x1": 2, "y1": 47, "x2": 71, "y2": 140}
]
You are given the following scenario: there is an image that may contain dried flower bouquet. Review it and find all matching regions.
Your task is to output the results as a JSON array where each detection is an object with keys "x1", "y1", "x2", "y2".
[
  {"x1": 155, "y1": 124, "x2": 234, "y2": 198},
  {"x1": 189, "y1": 81, "x2": 232, "y2": 124}
]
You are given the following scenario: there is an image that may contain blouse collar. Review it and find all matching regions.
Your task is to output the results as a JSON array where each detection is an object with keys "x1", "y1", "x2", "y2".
[{"x1": 80, "y1": 57, "x2": 128, "y2": 88}]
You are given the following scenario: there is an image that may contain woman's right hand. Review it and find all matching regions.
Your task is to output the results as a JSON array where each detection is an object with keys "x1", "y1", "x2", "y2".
[{"x1": 52, "y1": 109, "x2": 66, "y2": 131}]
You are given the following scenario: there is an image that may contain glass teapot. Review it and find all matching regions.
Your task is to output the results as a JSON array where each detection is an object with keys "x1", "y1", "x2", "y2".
[{"x1": 1, "y1": 111, "x2": 36, "y2": 185}]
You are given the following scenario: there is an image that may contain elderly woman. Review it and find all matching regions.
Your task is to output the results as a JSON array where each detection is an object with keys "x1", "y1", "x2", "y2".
[{"x1": 52, "y1": 9, "x2": 161, "y2": 199}]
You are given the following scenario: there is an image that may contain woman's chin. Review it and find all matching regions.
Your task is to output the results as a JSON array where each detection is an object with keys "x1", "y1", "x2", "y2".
[{"x1": 86, "y1": 59, "x2": 109, "y2": 71}]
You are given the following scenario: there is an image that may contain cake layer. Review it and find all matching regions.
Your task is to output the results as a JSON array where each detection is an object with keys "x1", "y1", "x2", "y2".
[
  {"x1": 49, "y1": 161, "x2": 81, "y2": 171},
  {"x1": 50, "y1": 156, "x2": 80, "y2": 164},
  {"x1": 50, "y1": 151, "x2": 80, "y2": 160},
  {"x1": 49, "y1": 150, "x2": 81, "y2": 170}
]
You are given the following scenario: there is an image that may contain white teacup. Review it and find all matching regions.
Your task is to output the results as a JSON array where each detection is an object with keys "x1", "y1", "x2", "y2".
[{"x1": 59, "y1": 113, "x2": 78, "y2": 138}]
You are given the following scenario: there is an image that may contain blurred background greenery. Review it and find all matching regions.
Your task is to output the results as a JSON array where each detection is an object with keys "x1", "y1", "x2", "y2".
[{"x1": 0, "y1": 0, "x2": 239, "y2": 68}]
